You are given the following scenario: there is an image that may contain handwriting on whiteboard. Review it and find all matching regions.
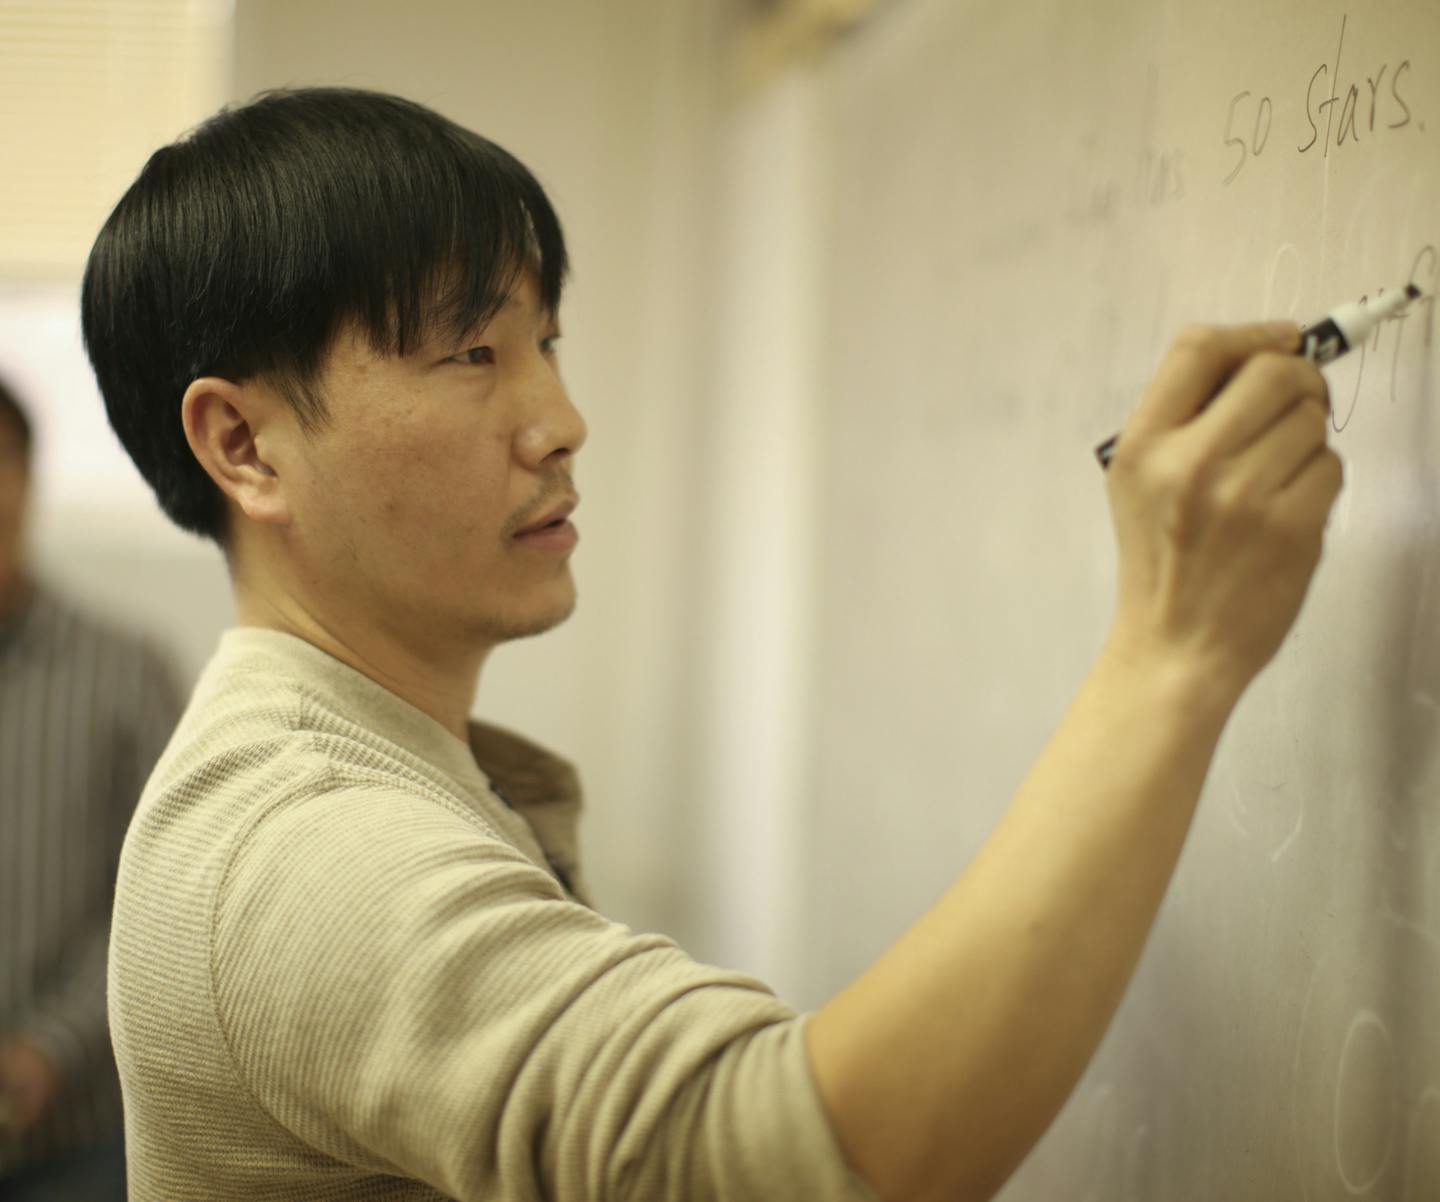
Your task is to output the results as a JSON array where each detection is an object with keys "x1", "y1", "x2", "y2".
[
  {"x1": 1293, "y1": 913, "x2": 1440, "y2": 1201},
  {"x1": 1327, "y1": 245, "x2": 1436, "y2": 432},
  {"x1": 1223, "y1": 13, "x2": 1423, "y2": 186}
]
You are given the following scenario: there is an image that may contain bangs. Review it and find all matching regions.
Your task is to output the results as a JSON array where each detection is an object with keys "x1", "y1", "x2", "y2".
[
  {"x1": 180, "y1": 88, "x2": 569, "y2": 401},
  {"x1": 337, "y1": 118, "x2": 569, "y2": 357}
]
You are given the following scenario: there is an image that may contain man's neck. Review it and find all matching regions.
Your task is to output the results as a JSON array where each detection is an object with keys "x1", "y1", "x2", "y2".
[{"x1": 232, "y1": 580, "x2": 487, "y2": 744}]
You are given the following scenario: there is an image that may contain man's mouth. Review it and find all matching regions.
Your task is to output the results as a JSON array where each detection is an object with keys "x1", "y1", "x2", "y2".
[
  {"x1": 513, "y1": 495, "x2": 580, "y2": 551},
  {"x1": 514, "y1": 494, "x2": 579, "y2": 537}
]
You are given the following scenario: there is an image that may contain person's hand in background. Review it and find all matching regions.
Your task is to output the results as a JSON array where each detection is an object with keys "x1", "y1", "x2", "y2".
[{"x1": 0, "y1": 1039, "x2": 64, "y2": 1138}]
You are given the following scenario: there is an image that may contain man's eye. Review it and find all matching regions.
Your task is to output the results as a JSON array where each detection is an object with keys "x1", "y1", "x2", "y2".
[
  {"x1": 455, "y1": 346, "x2": 494, "y2": 366},
  {"x1": 540, "y1": 334, "x2": 561, "y2": 356}
]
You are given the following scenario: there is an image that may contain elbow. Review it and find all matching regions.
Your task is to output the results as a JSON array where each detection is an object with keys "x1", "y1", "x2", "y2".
[
  {"x1": 872, "y1": 1163, "x2": 1017, "y2": 1202},
  {"x1": 813, "y1": 1086, "x2": 1021, "y2": 1202}
]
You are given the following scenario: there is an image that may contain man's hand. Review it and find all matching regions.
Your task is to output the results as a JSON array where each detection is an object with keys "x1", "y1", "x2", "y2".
[
  {"x1": 0, "y1": 1039, "x2": 64, "y2": 1138},
  {"x1": 1104, "y1": 321, "x2": 1344, "y2": 701}
]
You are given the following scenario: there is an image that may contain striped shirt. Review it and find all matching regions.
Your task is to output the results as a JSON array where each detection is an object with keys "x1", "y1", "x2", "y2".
[{"x1": 0, "y1": 584, "x2": 181, "y2": 1178}]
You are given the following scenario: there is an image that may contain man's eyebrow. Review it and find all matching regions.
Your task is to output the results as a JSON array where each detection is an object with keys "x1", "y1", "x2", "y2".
[
  {"x1": 440, "y1": 293, "x2": 512, "y2": 341},
  {"x1": 441, "y1": 284, "x2": 559, "y2": 341},
  {"x1": 483, "y1": 291, "x2": 535, "y2": 320}
]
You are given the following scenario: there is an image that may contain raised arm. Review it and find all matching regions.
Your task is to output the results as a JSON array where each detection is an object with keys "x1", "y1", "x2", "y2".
[{"x1": 805, "y1": 321, "x2": 1343, "y2": 1202}]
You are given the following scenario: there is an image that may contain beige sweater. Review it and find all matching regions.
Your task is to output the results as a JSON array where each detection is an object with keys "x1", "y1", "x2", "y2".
[{"x1": 108, "y1": 628, "x2": 876, "y2": 1201}]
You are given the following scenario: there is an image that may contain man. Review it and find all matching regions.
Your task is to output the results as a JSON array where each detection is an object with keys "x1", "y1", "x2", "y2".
[
  {"x1": 83, "y1": 88, "x2": 1341, "y2": 1202},
  {"x1": 0, "y1": 376, "x2": 180, "y2": 1200}
]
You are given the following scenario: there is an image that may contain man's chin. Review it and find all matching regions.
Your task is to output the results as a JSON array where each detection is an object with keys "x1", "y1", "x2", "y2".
[{"x1": 475, "y1": 588, "x2": 577, "y2": 645}]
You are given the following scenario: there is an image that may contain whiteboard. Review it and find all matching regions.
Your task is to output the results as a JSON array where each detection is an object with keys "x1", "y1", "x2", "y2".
[{"x1": 801, "y1": 1, "x2": 1440, "y2": 1197}]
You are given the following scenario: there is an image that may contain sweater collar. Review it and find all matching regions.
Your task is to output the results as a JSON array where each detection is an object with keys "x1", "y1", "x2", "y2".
[{"x1": 209, "y1": 627, "x2": 586, "y2": 894}]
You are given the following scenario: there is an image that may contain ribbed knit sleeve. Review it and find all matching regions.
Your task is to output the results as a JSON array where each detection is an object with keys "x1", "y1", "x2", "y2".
[{"x1": 211, "y1": 782, "x2": 878, "y2": 1202}]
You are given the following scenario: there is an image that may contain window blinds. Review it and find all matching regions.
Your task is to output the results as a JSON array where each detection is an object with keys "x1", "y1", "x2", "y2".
[{"x1": 0, "y1": 0, "x2": 231, "y2": 277}]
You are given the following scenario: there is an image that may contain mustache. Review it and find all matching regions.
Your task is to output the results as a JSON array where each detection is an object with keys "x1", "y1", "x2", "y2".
[{"x1": 507, "y1": 476, "x2": 577, "y2": 535}]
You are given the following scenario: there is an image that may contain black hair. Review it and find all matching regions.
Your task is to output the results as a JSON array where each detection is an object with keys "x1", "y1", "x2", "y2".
[
  {"x1": 0, "y1": 375, "x2": 33, "y2": 461},
  {"x1": 81, "y1": 87, "x2": 568, "y2": 542}
]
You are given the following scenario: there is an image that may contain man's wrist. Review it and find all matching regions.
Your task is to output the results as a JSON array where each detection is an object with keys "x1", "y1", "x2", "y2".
[{"x1": 1092, "y1": 630, "x2": 1246, "y2": 738}]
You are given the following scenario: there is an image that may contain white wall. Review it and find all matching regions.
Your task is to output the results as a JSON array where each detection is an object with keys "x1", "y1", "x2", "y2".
[{"x1": 689, "y1": 67, "x2": 828, "y2": 995}]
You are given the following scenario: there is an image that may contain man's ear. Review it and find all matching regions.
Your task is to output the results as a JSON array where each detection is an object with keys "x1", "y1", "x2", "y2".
[{"x1": 181, "y1": 377, "x2": 290, "y2": 526}]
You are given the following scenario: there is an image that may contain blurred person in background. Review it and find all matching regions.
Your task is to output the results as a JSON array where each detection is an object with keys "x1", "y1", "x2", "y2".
[{"x1": 0, "y1": 376, "x2": 181, "y2": 1202}]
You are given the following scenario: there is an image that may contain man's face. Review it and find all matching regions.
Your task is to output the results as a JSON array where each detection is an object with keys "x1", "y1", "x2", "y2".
[
  {"x1": 267, "y1": 269, "x2": 587, "y2": 652},
  {"x1": 0, "y1": 423, "x2": 29, "y2": 603}
]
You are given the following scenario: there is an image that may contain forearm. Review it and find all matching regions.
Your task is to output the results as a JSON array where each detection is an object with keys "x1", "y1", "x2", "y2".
[
  {"x1": 808, "y1": 320, "x2": 1341, "y2": 1202},
  {"x1": 806, "y1": 645, "x2": 1240, "y2": 1202}
]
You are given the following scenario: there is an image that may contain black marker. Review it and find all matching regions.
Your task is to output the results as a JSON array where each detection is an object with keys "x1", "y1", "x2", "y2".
[{"x1": 1094, "y1": 283, "x2": 1424, "y2": 469}]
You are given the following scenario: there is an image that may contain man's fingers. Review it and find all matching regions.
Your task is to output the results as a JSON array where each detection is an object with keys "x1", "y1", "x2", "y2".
[
  {"x1": 1126, "y1": 321, "x2": 1301, "y2": 441},
  {"x1": 1185, "y1": 352, "x2": 1329, "y2": 465},
  {"x1": 1222, "y1": 394, "x2": 1331, "y2": 496},
  {"x1": 1275, "y1": 444, "x2": 1345, "y2": 526}
]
